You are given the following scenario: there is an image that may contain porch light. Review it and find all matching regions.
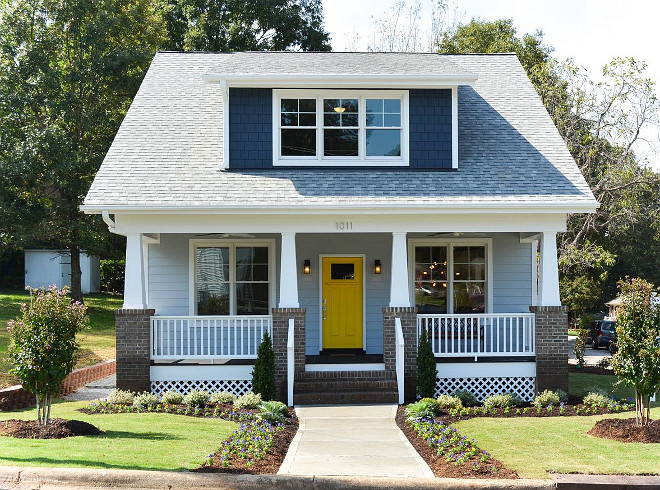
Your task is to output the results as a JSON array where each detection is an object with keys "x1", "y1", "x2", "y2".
[
  {"x1": 374, "y1": 260, "x2": 381, "y2": 274},
  {"x1": 303, "y1": 259, "x2": 311, "y2": 274}
]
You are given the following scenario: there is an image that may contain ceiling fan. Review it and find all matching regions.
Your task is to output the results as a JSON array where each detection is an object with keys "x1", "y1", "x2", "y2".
[
  {"x1": 425, "y1": 232, "x2": 490, "y2": 238},
  {"x1": 195, "y1": 233, "x2": 255, "y2": 238}
]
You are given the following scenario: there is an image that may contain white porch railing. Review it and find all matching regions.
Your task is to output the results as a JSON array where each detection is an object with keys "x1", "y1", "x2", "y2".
[
  {"x1": 417, "y1": 313, "x2": 535, "y2": 358},
  {"x1": 287, "y1": 318, "x2": 295, "y2": 407},
  {"x1": 151, "y1": 315, "x2": 272, "y2": 359},
  {"x1": 395, "y1": 317, "x2": 405, "y2": 404}
]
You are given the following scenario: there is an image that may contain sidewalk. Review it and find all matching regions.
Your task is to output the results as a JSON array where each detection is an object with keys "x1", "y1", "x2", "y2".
[
  {"x1": 278, "y1": 404, "x2": 434, "y2": 478},
  {"x1": 61, "y1": 374, "x2": 116, "y2": 402}
]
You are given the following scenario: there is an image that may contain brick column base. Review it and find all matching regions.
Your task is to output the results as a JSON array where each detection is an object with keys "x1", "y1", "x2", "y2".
[
  {"x1": 531, "y1": 305, "x2": 569, "y2": 394},
  {"x1": 383, "y1": 307, "x2": 418, "y2": 402},
  {"x1": 272, "y1": 308, "x2": 306, "y2": 403},
  {"x1": 115, "y1": 309, "x2": 154, "y2": 393}
]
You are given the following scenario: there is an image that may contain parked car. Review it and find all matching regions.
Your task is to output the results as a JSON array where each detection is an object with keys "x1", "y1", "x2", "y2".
[{"x1": 587, "y1": 320, "x2": 616, "y2": 350}]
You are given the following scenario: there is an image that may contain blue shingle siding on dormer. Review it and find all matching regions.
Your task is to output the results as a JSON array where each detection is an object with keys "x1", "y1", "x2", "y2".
[
  {"x1": 408, "y1": 89, "x2": 452, "y2": 169},
  {"x1": 229, "y1": 88, "x2": 273, "y2": 169},
  {"x1": 228, "y1": 87, "x2": 452, "y2": 169}
]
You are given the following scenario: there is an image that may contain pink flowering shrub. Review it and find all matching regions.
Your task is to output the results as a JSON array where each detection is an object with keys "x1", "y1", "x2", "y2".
[{"x1": 8, "y1": 286, "x2": 88, "y2": 425}]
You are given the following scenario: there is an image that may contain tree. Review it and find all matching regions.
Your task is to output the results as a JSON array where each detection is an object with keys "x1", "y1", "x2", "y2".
[
  {"x1": 0, "y1": 0, "x2": 164, "y2": 302},
  {"x1": 157, "y1": 0, "x2": 331, "y2": 52},
  {"x1": 611, "y1": 278, "x2": 660, "y2": 427},
  {"x1": 251, "y1": 332, "x2": 275, "y2": 401},
  {"x1": 416, "y1": 329, "x2": 437, "y2": 398},
  {"x1": 8, "y1": 286, "x2": 89, "y2": 425}
]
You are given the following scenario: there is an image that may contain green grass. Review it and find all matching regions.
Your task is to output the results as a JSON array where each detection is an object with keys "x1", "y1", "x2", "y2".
[
  {"x1": 569, "y1": 372, "x2": 659, "y2": 407},
  {"x1": 0, "y1": 289, "x2": 122, "y2": 387},
  {"x1": 568, "y1": 329, "x2": 580, "y2": 336},
  {"x1": 0, "y1": 400, "x2": 237, "y2": 470}
]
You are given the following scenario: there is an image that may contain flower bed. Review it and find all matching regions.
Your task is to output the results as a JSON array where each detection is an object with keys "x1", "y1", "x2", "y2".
[
  {"x1": 395, "y1": 407, "x2": 516, "y2": 478},
  {"x1": 0, "y1": 418, "x2": 103, "y2": 439},
  {"x1": 588, "y1": 418, "x2": 660, "y2": 443},
  {"x1": 80, "y1": 400, "x2": 258, "y2": 422}
]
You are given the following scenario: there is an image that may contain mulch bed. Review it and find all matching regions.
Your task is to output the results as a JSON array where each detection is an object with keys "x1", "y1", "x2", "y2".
[
  {"x1": 195, "y1": 410, "x2": 298, "y2": 475},
  {"x1": 588, "y1": 418, "x2": 660, "y2": 443},
  {"x1": 395, "y1": 407, "x2": 517, "y2": 479},
  {"x1": 569, "y1": 364, "x2": 614, "y2": 376},
  {"x1": 0, "y1": 418, "x2": 103, "y2": 439}
]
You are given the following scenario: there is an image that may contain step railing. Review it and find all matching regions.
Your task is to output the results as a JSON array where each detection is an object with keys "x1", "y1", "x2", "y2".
[
  {"x1": 150, "y1": 315, "x2": 272, "y2": 359},
  {"x1": 417, "y1": 313, "x2": 535, "y2": 359},
  {"x1": 287, "y1": 318, "x2": 295, "y2": 407},
  {"x1": 395, "y1": 317, "x2": 405, "y2": 404}
]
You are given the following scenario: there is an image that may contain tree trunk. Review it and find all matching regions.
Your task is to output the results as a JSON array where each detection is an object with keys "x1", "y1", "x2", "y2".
[{"x1": 69, "y1": 246, "x2": 84, "y2": 303}]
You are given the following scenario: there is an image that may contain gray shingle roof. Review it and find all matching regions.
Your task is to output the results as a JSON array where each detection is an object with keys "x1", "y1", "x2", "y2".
[{"x1": 83, "y1": 52, "x2": 597, "y2": 211}]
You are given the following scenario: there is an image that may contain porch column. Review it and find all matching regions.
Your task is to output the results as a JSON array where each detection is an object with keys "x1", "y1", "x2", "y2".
[
  {"x1": 389, "y1": 232, "x2": 410, "y2": 307},
  {"x1": 538, "y1": 231, "x2": 561, "y2": 306},
  {"x1": 279, "y1": 232, "x2": 299, "y2": 308},
  {"x1": 123, "y1": 233, "x2": 146, "y2": 309}
]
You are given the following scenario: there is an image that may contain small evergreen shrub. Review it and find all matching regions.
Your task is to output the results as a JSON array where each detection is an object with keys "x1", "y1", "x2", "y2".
[
  {"x1": 452, "y1": 389, "x2": 479, "y2": 407},
  {"x1": 161, "y1": 390, "x2": 183, "y2": 405},
  {"x1": 534, "y1": 389, "x2": 561, "y2": 406},
  {"x1": 258, "y1": 400, "x2": 288, "y2": 423},
  {"x1": 183, "y1": 389, "x2": 210, "y2": 407},
  {"x1": 108, "y1": 389, "x2": 135, "y2": 405},
  {"x1": 234, "y1": 392, "x2": 262, "y2": 409},
  {"x1": 405, "y1": 398, "x2": 439, "y2": 420},
  {"x1": 555, "y1": 389, "x2": 568, "y2": 403},
  {"x1": 483, "y1": 393, "x2": 520, "y2": 409},
  {"x1": 583, "y1": 392, "x2": 610, "y2": 407},
  {"x1": 416, "y1": 329, "x2": 437, "y2": 398},
  {"x1": 133, "y1": 392, "x2": 160, "y2": 409},
  {"x1": 251, "y1": 332, "x2": 275, "y2": 401},
  {"x1": 210, "y1": 391, "x2": 236, "y2": 404},
  {"x1": 436, "y1": 394, "x2": 462, "y2": 411}
]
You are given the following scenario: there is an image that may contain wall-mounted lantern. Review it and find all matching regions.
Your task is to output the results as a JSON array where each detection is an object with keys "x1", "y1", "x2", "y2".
[
  {"x1": 303, "y1": 259, "x2": 311, "y2": 274},
  {"x1": 374, "y1": 259, "x2": 382, "y2": 274}
]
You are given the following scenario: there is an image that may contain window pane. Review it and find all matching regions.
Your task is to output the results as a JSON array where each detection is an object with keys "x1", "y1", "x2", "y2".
[
  {"x1": 366, "y1": 113, "x2": 383, "y2": 127},
  {"x1": 366, "y1": 129, "x2": 401, "y2": 156},
  {"x1": 453, "y1": 247, "x2": 469, "y2": 263},
  {"x1": 324, "y1": 98, "x2": 340, "y2": 112},
  {"x1": 252, "y1": 264, "x2": 269, "y2": 281},
  {"x1": 281, "y1": 113, "x2": 298, "y2": 126},
  {"x1": 236, "y1": 283, "x2": 269, "y2": 315},
  {"x1": 331, "y1": 263, "x2": 354, "y2": 280},
  {"x1": 366, "y1": 98, "x2": 383, "y2": 113},
  {"x1": 324, "y1": 113, "x2": 340, "y2": 127},
  {"x1": 431, "y1": 247, "x2": 448, "y2": 265},
  {"x1": 342, "y1": 113, "x2": 359, "y2": 127},
  {"x1": 196, "y1": 247, "x2": 230, "y2": 316},
  {"x1": 299, "y1": 99, "x2": 316, "y2": 112},
  {"x1": 384, "y1": 113, "x2": 401, "y2": 127},
  {"x1": 342, "y1": 99, "x2": 358, "y2": 112},
  {"x1": 324, "y1": 129, "x2": 358, "y2": 156},
  {"x1": 384, "y1": 99, "x2": 401, "y2": 113},
  {"x1": 415, "y1": 247, "x2": 431, "y2": 263},
  {"x1": 454, "y1": 282, "x2": 485, "y2": 314},
  {"x1": 281, "y1": 129, "x2": 316, "y2": 156},
  {"x1": 299, "y1": 113, "x2": 316, "y2": 126},
  {"x1": 197, "y1": 287, "x2": 229, "y2": 315},
  {"x1": 454, "y1": 264, "x2": 469, "y2": 279},
  {"x1": 470, "y1": 264, "x2": 485, "y2": 281},
  {"x1": 415, "y1": 283, "x2": 447, "y2": 314},
  {"x1": 281, "y1": 99, "x2": 298, "y2": 113}
]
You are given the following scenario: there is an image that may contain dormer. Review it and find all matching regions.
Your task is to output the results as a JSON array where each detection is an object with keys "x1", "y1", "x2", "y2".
[{"x1": 203, "y1": 52, "x2": 477, "y2": 170}]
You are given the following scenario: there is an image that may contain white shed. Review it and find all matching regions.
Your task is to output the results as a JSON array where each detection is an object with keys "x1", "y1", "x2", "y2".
[{"x1": 24, "y1": 249, "x2": 100, "y2": 294}]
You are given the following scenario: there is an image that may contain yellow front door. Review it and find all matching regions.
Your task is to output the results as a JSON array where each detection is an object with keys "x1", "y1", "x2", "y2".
[{"x1": 322, "y1": 257, "x2": 363, "y2": 349}]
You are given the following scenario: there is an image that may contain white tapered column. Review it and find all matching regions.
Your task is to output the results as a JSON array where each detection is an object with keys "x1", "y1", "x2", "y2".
[
  {"x1": 123, "y1": 233, "x2": 146, "y2": 309},
  {"x1": 389, "y1": 232, "x2": 411, "y2": 307},
  {"x1": 279, "y1": 232, "x2": 299, "y2": 308},
  {"x1": 539, "y1": 231, "x2": 561, "y2": 306}
]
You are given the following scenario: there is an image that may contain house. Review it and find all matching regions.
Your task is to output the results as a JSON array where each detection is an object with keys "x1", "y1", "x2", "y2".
[
  {"x1": 82, "y1": 52, "x2": 598, "y2": 405},
  {"x1": 24, "y1": 249, "x2": 100, "y2": 294},
  {"x1": 604, "y1": 297, "x2": 622, "y2": 319}
]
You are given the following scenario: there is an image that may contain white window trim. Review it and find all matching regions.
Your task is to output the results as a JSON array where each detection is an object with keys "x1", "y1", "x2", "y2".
[
  {"x1": 272, "y1": 89, "x2": 409, "y2": 167},
  {"x1": 408, "y1": 238, "x2": 493, "y2": 314},
  {"x1": 188, "y1": 239, "x2": 276, "y2": 316}
]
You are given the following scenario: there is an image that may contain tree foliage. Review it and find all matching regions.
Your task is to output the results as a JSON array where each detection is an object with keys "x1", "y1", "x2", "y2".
[
  {"x1": 157, "y1": 0, "x2": 330, "y2": 52},
  {"x1": 251, "y1": 332, "x2": 275, "y2": 401},
  {"x1": 8, "y1": 286, "x2": 89, "y2": 425},
  {"x1": 611, "y1": 278, "x2": 660, "y2": 426}
]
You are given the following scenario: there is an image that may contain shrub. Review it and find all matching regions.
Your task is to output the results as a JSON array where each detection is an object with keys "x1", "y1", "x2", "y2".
[
  {"x1": 100, "y1": 259, "x2": 125, "y2": 294},
  {"x1": 210, "y1": 391, "x2": 236, "y2": 404},
  {"x1": 234, "y1": 392, "x2": 262, "y2": 409},
  {"x1": 8, "y1": 286, "x2": 89, "y2": 425},
  {"x1": 597, "y1": 357, "x2": 611, "y2": 369},
  {"x1": 183, "y1": 389, "x2": 211, "y2": 407},
  {"x1": 483, "y1": 393, "x2": 519, "y2": 409},
  {"x1": 436, "y1": 394, "x2": 462, "y2": 411},
  {"x1": 133, "y1": 392, "x2": 160, "y2": 409},
  {"x1": 258, "y1": 400, "x2": 288, "y2": 423},
  {"x1": 161, "y1": 390, "x2": 183, "y2": 405},
  {"x1": 582, "y1": 386, "x2": 608, "y2": 398},
  {"x1": 405, "y1": 398, "x2": 439, "y2": 420},
  {"x1": 534, "y1": 390, "x2": 561, "y2": 407},
  {"x1": 251, "y1": 332, "x2": 275, "y2": 401},
  {"x1": 108, "y1": 389, "x2": 135, "y2": 405},
  {"x1": 555, "y1": 389, "x2": 568, "y2": 403},
  {"x1": 573, "y1": 328, "x2": 588, "y2": 367},
  {"x1": 416, "y1": 329, "x2": 437, "y2": 398},
  {"x1": 583, "y1": 392, "x2": 609, "y2": 407},
  {"x1": 452, "y1": 389, "x2": 479, "y2": 407}
]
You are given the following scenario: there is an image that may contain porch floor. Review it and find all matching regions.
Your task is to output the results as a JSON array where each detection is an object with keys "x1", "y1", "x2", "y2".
[{"x1": 306, "y1": 350, "x2": 384, "y2": 365}]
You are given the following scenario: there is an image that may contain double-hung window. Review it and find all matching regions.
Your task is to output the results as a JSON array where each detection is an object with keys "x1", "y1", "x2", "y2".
[
  {"x1": 274, "y1": 90, "x2": 408, "y2": 166},
  {"x1": 191, "y1": 241, "x2": 274, "y2": 316}
]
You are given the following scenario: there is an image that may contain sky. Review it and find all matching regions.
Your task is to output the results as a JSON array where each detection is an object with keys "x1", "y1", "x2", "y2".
[{"x1": 321, "y1": 0, "x2": 660, "y2": 170}]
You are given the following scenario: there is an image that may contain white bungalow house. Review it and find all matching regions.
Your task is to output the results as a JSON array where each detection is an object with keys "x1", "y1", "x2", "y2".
[{"x1": 82, "y1": 52, "x2": 598, "y2": 405}]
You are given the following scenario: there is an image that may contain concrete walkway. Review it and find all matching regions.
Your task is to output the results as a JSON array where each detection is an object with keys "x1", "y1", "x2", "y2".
[
  {"x1": 62, "y1": 374, "x2": 116, "y2": 402},
  {"x1": 278, "y1": 404, "x2": 434, "y2": 478}
]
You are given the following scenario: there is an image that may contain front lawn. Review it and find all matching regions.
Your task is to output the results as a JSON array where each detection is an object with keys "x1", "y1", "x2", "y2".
[
  {"x1": 0, "y1": 289, "x2": 121, "y2": 387},
  {"x1": 0, "y1": 399, "x2": 237, "y2": 470},
  {"x1": 569, "y1": 372, "x2": 660, "y2": 408}
]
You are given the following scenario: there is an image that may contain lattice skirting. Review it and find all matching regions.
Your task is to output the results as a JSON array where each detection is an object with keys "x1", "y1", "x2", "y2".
[
  {"x1": 151, "y1": 379, "x2": 252, "y2": 397},
  {"x1": 435, "y1": 376, "x2": 536, "y2": 402}
]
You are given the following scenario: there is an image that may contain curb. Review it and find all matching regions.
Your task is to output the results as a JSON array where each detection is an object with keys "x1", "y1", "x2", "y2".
[{"x1": 0, "y1": 466, "x2": 554, "y2": 489}]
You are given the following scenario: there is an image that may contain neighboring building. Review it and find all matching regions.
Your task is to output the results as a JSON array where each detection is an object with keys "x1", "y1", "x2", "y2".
[
  {"x1": 82, "y1": 52, "x2": 598, "y2": 404},
  {"x1": 24, "y1": 249, "x2": 100, "y2": 294},
  {"x1": 605, "y1": 297, "x2": 623, "y2": 319}
]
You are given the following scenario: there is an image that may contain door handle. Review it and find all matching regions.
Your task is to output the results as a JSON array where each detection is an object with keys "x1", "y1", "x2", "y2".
[{"x1": 322, "y1": 298, "x2": 327, "y2": 320}]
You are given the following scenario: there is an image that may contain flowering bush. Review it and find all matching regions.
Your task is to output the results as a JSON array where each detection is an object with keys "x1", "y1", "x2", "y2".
[
  {"x1": 210, "y1": 391, "x2": 236, "y2": 405},
  {"x1": 108, "y1": 389, "x2": 135, "y2": 405},
  {"x1": 483, "y1": 393, "x2": 522, "y2": 409},
  {"x1": 183, "y1": 389, "x2": 211, "y2": 407},
  {"x1": 161, "y1": 390, "x2": 183, "y2": 405},
  {"x1": 534, "y1": 390, "x2": 561, "y2": 407},
  {"x1": 583, "y1": 392, "x2": 610, "y2": 407},
  {"x1": 436, "y1": 395, "x2": 463, "y2": 411},
  {"x1": 234, "y1": 392, "x2": 262, "y2": 410},
  {"x1": 133, "y1": 392, "x2": 160, "y2": 409},
  {"x1": 8, "y1": 286, "x2": 88, "y2": 425}
]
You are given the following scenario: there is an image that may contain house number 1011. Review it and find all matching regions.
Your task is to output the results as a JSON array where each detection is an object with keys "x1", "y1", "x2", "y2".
[{"x1": 335, "y1": 221, "x2": 353, "y2": 230}]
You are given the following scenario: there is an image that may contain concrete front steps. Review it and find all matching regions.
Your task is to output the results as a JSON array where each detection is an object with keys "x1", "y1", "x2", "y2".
[{"x1": 294, "y1": 370, "x2": 399, "y2": 405}]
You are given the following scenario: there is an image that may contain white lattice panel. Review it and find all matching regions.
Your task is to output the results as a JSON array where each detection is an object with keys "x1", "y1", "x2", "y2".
[
  {"x1": 151, "y1": 379, "x2": 252, "y2": 397},
  {"x1": 435, "y1": 377, "x2": 536, "y2": 402}
]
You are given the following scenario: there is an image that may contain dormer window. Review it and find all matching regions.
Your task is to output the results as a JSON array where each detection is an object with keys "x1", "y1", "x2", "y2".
[{"x1": 273, "y1": 90, "x2": 409, "y2": 166}]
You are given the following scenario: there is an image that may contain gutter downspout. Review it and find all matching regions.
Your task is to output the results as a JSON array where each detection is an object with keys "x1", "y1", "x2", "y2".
[{"x1": 101, "y1": 210, "x2": 116, "y2": 233}]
